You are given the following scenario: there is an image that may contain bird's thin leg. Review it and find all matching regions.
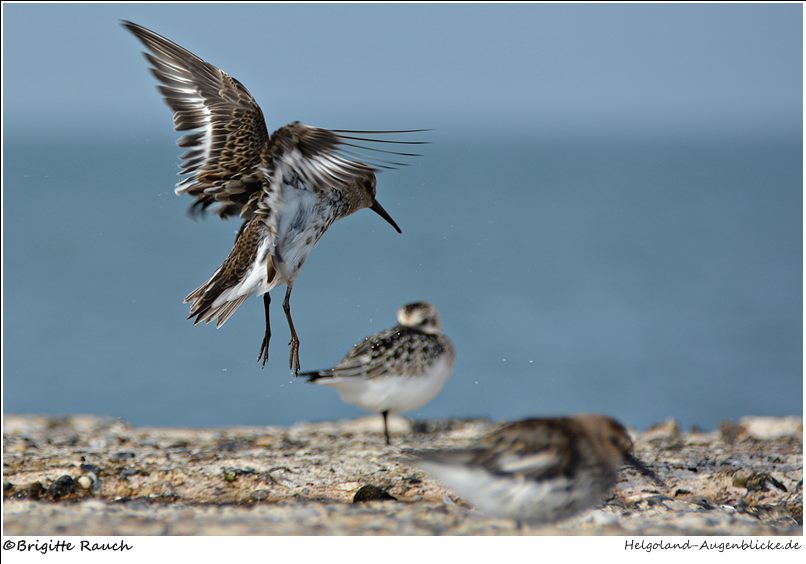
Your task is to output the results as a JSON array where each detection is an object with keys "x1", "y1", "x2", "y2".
[
  {"x1": 382, "y1": 410, "x2": 391, "y2": 445},
  {"x1": 257, "y1": 293, "x2": 271, "y2": 367},
  {"x1": 283, "y1": 286, "x2": 300, "y2": 374}
]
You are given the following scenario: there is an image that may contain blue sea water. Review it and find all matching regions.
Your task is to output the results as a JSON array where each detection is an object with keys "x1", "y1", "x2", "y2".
[{"x1": 3, "y1": 130, "x2": 802, "y2": 430}]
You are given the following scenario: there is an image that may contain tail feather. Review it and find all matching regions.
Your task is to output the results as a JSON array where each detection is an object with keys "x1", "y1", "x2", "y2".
[
  {"x1": 185, "y1": 272, "x2": 252, "y2": 327},
  {"x1": 213, "y1": 296, "x2": 249, "y2": 328},
  {"x1": 184, "y1": 281, "x2": 210, "y2": 306},
  {"x1": 297, "y1": 368, "x2": 336, "y2": 382},
  {"x1": 183, "y1": 218, "x2": 273, "y2": 328},
  {"x1": 187, "y1": 289, "x2": 248, "y2": 328}
]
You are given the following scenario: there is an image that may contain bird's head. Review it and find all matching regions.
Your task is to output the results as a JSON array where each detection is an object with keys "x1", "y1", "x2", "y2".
[
  {"x1": 397, "y1": 301, "x2": 442, "y2": 334},
  {"x1": 352, "y1": 175, "x2": 401, "y2": 234},
  {"x1": 576, "y1": 415, "x2": 661, "y2": 484}
]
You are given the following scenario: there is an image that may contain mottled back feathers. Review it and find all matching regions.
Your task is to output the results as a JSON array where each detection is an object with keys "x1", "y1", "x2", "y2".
[
  {"x1": 304, "y1": 326, "x2": 453, "y2": 381},
  {"x1": 414, "y1": 416, "x2": 633, "y2": 483}
]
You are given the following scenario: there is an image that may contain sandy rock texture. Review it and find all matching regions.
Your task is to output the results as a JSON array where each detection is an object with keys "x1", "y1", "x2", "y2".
[{"x1": 2, "y1": 414, "x2": 802, "y2": 535}]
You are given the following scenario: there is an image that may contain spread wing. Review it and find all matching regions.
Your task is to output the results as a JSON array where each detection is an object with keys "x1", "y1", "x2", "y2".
[
  {"x1": 123, "y1": 21, "x2": 270, "y2": 218},
  {"x1": 265, "y1": 123, "x2": 430, "y2": 195},
  {"x1": 125, "y1": 21, "x2": 429, "y2": 220},
  {"x1": 266, "y1": 124, "x2": 378, "y2": 197}
]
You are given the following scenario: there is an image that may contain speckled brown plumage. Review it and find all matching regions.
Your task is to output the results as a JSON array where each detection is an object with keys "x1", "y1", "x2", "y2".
[
  {"x1": 124, "y1": 21, "x2": 424, "y2": 370},
  {"x1": 411, "y1": 415, "x2": 661, "y2": 524},
  {"x1": 300, "y1": 302, "x2": 455, "y2": 444},
  {"x1": 309, "y1": 327, "x2": 453, "y2": 381},
  {"x1": 461, "y1": 417, "x2": 629, "y2": 481},
  {"x1": 185, "y1": 217, "x2": 270, "y2": 326},
  {"x1": 301, "y1": 302, "x2": 454, "y2": 382}
]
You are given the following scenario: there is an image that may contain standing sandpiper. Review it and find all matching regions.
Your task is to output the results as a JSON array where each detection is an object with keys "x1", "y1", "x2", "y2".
[
  {"x1": 409, "y1": 414, "x2": 661, "y2": 526},
  {"x1": 299, "y1": 302, "x2": 455, "y2": 445},
  {"x1": 124, "y1": 21, "x2": 424, "y2": 372}
]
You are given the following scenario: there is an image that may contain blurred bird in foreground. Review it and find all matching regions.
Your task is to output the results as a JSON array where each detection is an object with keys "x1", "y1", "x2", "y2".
[
  {"x1": 124, "y1": 21, "x2": 424, "y2": 372},
  {"x1": 409, "y1": 414, "x2": 661, "y2": 526},
  {"x1": 299, "y1": 302, "x2": 455, "y2": 444}
]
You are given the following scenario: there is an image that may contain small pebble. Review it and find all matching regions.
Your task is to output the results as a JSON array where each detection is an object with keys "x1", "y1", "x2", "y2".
[
  {"x1": 47, "y1": 475, "x2": 75, "y2": 498},
  {"x1": 77, "y1": 475, "x2": 93, "y2": 490},
  {"x1": 353, "y1": 485, "x2": 396, "y2": 503},
  {"x1": 221, "y1": 467, "x2": 256, "y2": 482},
  {"x1": 251, "y1": 489, "x2": 270, "y2": 501},
  {"x1": 16, "y1": 481, "x2": 45, "y2": 500},
  {"x1": 119, "y1": 468, "x2": 139, "y2": 480}
]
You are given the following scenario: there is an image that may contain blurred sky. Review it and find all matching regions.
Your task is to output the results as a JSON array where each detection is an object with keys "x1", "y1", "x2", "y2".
[{"x1": 3, "y1": 3, "x2": 802, "y2": 140}]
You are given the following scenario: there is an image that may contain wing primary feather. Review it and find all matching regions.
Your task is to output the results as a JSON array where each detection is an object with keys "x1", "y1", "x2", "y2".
[
  {"x1": 331, "y1": 128, "x2": 432, "y2": 134},
  {"x1": 124, "y1": 20, "x2": 271, "y2": 220},
  {"x1": 335, "y1": 135, "x2": 430, "y2": 145},
  {"x1": 337, "y1": 151, "x2": 409, "y2": 169},
  {"x1": 338, "y1": 141, "x2": 423, "y2": 157}
]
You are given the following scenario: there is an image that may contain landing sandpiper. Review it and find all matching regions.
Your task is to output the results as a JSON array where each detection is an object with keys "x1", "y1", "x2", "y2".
[{"x1": 124, "y1": 21, "x2": 425, "y2": 372}]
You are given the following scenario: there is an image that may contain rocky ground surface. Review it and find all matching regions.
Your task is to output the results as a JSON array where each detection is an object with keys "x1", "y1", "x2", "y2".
[{"x1": 2, "y1": 414, "x2": 802, "y2": 535}]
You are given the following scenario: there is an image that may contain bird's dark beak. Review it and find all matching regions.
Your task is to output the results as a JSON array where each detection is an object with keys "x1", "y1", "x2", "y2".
[
  {"x1": 370, "y1": 199, "x2": 402, "y2": 234},
  {"x1": 626, "y1": 453, "x2": 664, "y2": 486}
]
